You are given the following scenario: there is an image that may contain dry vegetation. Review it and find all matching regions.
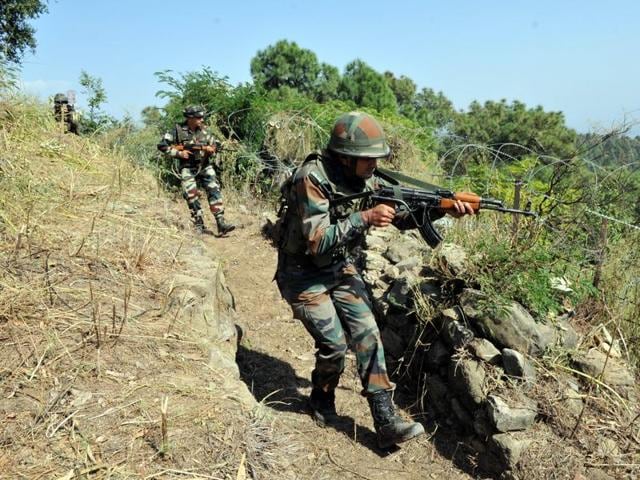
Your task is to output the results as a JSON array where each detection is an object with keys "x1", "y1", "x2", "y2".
[{"x1": 0, "y1": 99, "x2": 292, "y2": 479}]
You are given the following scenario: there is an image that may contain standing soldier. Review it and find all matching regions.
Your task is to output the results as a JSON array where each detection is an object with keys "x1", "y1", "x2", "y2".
[
  {"x1": 157, "y1": 105, "x2": 235, "y2": 236},
  {"x1": 275, "y1": 112, "x2": 474, "y2": 448},
  {"x1": 53, "y1": 93, "x2": 79, "y2": 135}
]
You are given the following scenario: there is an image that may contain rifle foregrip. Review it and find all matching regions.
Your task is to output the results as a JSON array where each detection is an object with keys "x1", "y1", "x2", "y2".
[{"x1": 440, "y1": 197, "x2": 481, "y2": 212}]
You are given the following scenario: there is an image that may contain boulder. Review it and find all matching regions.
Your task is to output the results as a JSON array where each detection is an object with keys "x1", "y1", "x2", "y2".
[
  {"x1": 502, "y1": 348, "x2": 537, "y2": 383},
  {"x1": 448, "y1": 358, "x2": 487, "y2": 408},
  {"x1": 489, "y1": 433, "x2": 532, "y2": 470},
  {"x1": 460, "y1": 289, "x2": 556, "y2": 356},
  {"x1": 468, "y1": 338, "x2": 502, "y2": 364},
  {"x1": 425, "y1": 340, "x2": 451, "y2": 368},
  {"x1": 441, "y1": 316, "x2": 475, "y2": 349},
  {"x1": 473, "y1": 408, "x2": 493, "y2": 438},
  {"x1": 486, "y1": 395, "x2": 537, "y2": 432},
  {"x1": 572, "y1": 348, "x2": 635, "y2": 387},
  {"x1": 395, "y1": 256, "x2": 422, "y2": 273},
  {"x1": 364, "y1": 233, "x2": 387, "y2": 253},
  {"x1": 433, "y1": 243, "x2": 469, "y2": 276},
  {"x1": 425, "y1": 374, "x2": 451, "y2": 417},
  {"x1": 363, "y1": 250, "x2": 388, "y2": 273},
  {"x1": 385, "y1": 278, "x2": 413, "y2": 313},
  {"x1": 556, "y1": 317, "x2": 579, "y2": 349},
  {"x1": 384, "y1": 241, "x2": 416, "y2": 264}
]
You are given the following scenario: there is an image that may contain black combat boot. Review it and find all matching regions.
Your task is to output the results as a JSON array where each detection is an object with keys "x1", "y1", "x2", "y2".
[
  {"x1": 308, "y1": 388, "x2": 338, "y2": 426},
  {"x1": 215, "y1": 215, "x2": 236, "y2": 235},
  {"x1": 194, "y1": 215, "x2": 214, "y2": 235},
  {"x1": 368, "y1": 390, "x2": 425, "y2": 449}
]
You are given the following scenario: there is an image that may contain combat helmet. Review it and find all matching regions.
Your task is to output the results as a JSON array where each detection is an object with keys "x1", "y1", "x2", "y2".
[
  {"x1": 183, "y1": 105, "x2": 205, "y2": 118},
  {"x1": 54, "y1": 93, "x2": 69, "y2": 104},
  {"x1": 327, "y1": 112, "x2": 390, "y2": 158}
]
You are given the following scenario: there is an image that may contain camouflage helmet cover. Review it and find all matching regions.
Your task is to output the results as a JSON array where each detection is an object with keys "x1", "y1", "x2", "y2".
[
  {"x1": 54, "y1": 93, "x2": 68, "y2": 103},
  {"x1": 327, "y1": 112, "x2": 390, "y2": 158},
  {"x1": 183, "y1": 105, "x2": 205, "y2": 118}
]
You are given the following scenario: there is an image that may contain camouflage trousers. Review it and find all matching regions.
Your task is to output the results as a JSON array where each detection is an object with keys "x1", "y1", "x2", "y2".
[
  {"x1": 179, "y1": 163, "x2": 224, "y2": 219},
  {"x1": 277, "y1": 258, "x2": 394, "y2": 396}
]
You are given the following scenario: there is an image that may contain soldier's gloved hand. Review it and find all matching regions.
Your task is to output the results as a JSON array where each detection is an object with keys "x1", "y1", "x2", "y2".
[
  {"x1": 177, "y1": 150, "x2": 190, "y2": 160},
  {"x1": 361, "y1": 204, "x2": 395, "y2": 227}
]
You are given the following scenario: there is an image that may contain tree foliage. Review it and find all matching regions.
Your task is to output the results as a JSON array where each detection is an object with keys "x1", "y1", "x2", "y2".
[
  {"x1": 0, "y1": 0, "x2": 48, "y2": 64},
  {"x1": 579, "y1": 132, "x2": 640, "y2": 168},
  {"x1": 384, "y1": 71, "x2": 416, "y2": 117},
  {"x1": 313, "y1": 63, "x2": 341, "y2": 103},
  {"x1": 413, "y1": 87, "x2": 457, "y2": 130},
  {"x1": 339, "y1": 60, "x2": 397, "y2": 113},
  {"x1": 250, "y1": 40, "x2": 321, "y2": 95},
  {"x1": 444, "y1": 100, "x2": 577, "y2": 169},
  {"x1": 78, "y1": 70, "x2": 113, "y2": 132}
]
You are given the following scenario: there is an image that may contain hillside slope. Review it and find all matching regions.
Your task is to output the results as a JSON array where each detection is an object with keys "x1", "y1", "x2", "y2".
[{"x1": 0, "y1": 101, "x2": 468, "y2": 479}]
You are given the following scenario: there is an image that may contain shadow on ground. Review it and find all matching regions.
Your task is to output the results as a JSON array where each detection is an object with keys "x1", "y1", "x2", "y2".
[
  {"x1": 236, "y1": 344, "x2": 393, "y2": 455},
  {"x1": 392, "y1": 379, "x2": 497, "y2": 479}
]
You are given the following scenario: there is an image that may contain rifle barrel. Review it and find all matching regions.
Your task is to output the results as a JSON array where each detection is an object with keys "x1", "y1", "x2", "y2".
[{"x1": 483, "y1": 204, "x2": 537, "y2": 216}]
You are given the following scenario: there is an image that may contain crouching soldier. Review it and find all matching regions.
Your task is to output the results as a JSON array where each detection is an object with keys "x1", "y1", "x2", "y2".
[
  {"x1": 275, "y1": 112, "x2": 474, "y2": 448},
  {"x1": 158, "y1": 105, "x2": 235, "y2": 235}
]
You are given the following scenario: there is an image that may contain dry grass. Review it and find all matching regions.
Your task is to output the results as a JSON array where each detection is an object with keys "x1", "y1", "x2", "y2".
[{"x1": 0, "y1": 99, "x2": 292, "y2": 479}]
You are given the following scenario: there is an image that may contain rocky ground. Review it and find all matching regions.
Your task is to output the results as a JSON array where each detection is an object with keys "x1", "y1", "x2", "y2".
[{"x1": 208, "y1": 204, "x2": 474, "y2": 479}]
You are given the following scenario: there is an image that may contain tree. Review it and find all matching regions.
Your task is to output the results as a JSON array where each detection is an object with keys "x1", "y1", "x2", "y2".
[
  {"x1": 0, "y1": 0, "x2": 48, "y2": 64},
  {"x1": 140, "y1": 106, "x2": 162, "y2": 129},
  {"x1": 339, "y1": 60, "x2": 397, "y2": 113},
  {"x1": 79, "y1": 70, "x2": 111, "y2": 132},
  {"x1": 384, "y1": 71, "x2": 416, "y2": 116},
  {"x1": 446, "y1": 99, "x2": 577, "y2": 166},
  {"x1": 413, "y1": 87, "x2": 457, "y2": 130},
  {"x1": 313, "y1": 63, "x2": 341, "y2": 103},
  {"x1": 250, "y1": 40, "x2": 321, "y2": 95}
]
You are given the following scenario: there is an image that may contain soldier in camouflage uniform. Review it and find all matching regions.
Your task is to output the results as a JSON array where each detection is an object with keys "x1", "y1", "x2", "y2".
[
  {"x1": 53, "y1": 93, "x2": 79, "y2": 135},
  {"x1": 275, "y1": 112, "x2": 474, "y2": 448},
  {"x1": 157, "y1": 105, "x2": 235, "y2": 235}
]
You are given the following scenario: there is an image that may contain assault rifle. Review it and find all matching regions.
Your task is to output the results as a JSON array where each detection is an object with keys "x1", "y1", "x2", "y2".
[
  {"x1": 331, "y1": 167, "x2": 536, "y2": 248},
  {"x1": 170, "y1": 139, "x2": 222, "y2": 156}
]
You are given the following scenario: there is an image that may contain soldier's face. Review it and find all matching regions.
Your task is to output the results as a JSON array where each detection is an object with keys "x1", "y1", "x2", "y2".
[
  {"x1": 354, "y1": 157, "x2": 378, "y2": 179},
  {"x1": 187, "y1": 116, "x2": 204, "y2": 129}
]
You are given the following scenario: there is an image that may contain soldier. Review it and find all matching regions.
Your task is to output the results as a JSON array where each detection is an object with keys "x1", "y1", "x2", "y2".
[
  {"x1": 275, "y1": 112, "x2": 474, "y2": 449},
  {"x1": 53, "y1": 93, "x2": 79, "y2": 135},
  {"x1": 157, "y1": 105, "x2": 235, "y2": 236}
]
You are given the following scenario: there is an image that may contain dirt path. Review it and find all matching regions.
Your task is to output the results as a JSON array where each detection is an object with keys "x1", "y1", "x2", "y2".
[{"x1": 203, "y1": 208, "x2": 473, "y2": 480}]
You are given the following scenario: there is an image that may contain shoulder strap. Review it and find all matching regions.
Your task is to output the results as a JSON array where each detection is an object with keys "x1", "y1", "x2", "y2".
[
  {"x1": 305, "y1": 153, "x2": 335, "y2": 200},
  {"x1": 174, "y1": 123, "x2": 187, "y2": 144}
]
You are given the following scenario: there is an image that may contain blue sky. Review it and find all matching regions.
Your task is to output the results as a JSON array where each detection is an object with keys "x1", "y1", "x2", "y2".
[{"x1": 19, "y1": 0, "x2": 640, "y2": 134}]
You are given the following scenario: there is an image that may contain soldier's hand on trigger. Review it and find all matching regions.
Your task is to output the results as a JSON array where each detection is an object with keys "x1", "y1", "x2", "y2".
[
  {"x1": 178, "y1": 150, "x2": 190, "y2": 160},
  {"x1": 361, "y1": 204, "x2": 396, "y2": 227}
]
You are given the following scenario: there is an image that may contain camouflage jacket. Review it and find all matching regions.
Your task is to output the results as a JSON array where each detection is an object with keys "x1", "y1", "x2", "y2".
[
  {"x1": 278, "y1": 153, "x2": 418, "y2": 270},
  {"x1": 157, "y1": 123, "x2": 217, "y2": 164},
  {"x1": 54, "y1": 103, "x2": 76, "y2": 124}
]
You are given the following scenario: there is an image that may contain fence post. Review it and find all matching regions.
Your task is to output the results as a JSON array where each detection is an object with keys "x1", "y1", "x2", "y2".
[
  {"x1": 511, "y1": 178, "x2": 522, "y2": 239},
  {"x1": 592, "y1": 218, "x2": 608, "y2": 289}
]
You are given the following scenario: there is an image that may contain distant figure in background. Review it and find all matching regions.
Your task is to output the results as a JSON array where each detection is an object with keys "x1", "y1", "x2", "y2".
[
  {"x1": 53, "y1": 93, "x2": 79, "y2": 135},
  {"x1": 157, "y1": 105, "x2": 235, "y2": 236}
]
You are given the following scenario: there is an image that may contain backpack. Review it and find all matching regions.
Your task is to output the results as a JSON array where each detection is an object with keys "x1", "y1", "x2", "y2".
[{"x1": 271, "y1": 152, "x2": 329, "y2": 250}]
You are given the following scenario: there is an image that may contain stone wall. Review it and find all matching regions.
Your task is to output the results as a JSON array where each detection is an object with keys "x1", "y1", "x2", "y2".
[{"x1": 361, "y1": 224, "x2": 637, "y2": 478}]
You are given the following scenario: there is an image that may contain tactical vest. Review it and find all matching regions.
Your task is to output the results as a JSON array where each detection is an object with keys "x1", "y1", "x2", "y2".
[
  {"x1": 277, "y1": 153, "x2": 374, "y2": 267},
  {"x1": 174, "y1": 123, "x2": 210, "y2": 163}
]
